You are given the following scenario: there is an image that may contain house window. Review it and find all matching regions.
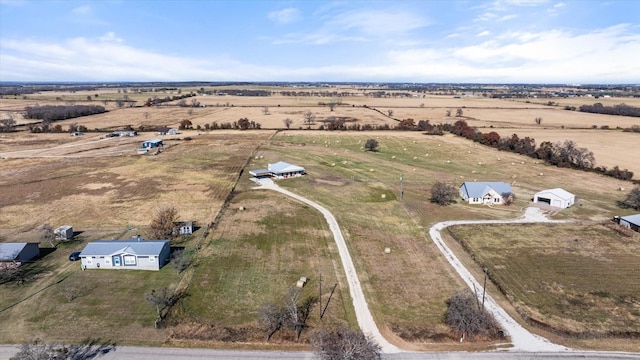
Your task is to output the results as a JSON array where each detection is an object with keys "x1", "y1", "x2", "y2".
[
  {"x1": 494, "y1": 198, "x2": 500, "y2": 203},
  {"x1": 123, "y1": 255, "x2": 137, "y2": 266}
]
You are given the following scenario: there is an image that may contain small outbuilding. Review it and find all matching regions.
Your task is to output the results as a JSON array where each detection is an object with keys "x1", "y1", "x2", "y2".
[
  {"x1": 619, "y1": 214, "x2": 640, "y2": 233},
  {"x1": 0, "y1": 243, "x2": 40, "y2": 265},
  {"x1": 533, "y1": 188, "x2": 576, "y2": 208},
  {"x1": 142, "y1": 139, "x2": 163, "y2": 149},
  {"x1": 54, "y1": 225, "x2": 74, "y2": 240},
  {"x1": 177, "y1": 221, "x2": 194, "y2": 235},
  {"x1": 79, "y1": 238, "x2": 170, "y2": 271}
]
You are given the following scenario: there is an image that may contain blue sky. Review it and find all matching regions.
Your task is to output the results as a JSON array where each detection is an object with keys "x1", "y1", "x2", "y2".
[{"x1": 0, "y1": 0, "x2": 638, "y2": 83}]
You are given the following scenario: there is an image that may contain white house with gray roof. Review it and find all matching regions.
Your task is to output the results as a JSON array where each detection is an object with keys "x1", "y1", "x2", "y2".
[
  {"x1": 79, "y1": 238, "x2": 170, "y2": 271},
  {"x1": 619, "y1": 214, "x2": 640, "y2": 233},
  {"x1": 459, "y1": 182, "x2": 514, "y2": 205}
]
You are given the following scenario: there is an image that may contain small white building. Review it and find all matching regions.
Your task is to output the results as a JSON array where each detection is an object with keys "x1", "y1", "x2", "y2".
[
  {"x1": 177, "y1": 221, "x2": 194, "y2": 235},
  {"x1": 54, "y1": 225, "x2": 73, "y2": 240},
  {"x1": 533, "y1": 188, "x2": 576, "y2": 208}
]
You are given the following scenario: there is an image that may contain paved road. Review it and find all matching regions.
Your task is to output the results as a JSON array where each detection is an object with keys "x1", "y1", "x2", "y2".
[{"x1": 2, "y1": 345, "x2": 638, "y2": 359}]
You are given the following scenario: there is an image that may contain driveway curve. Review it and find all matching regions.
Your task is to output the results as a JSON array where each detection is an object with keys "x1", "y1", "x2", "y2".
[
  {"x1": 253, "y1": 178, "x2": 401, "y2": 353},
  {"x1": 256, "y1": 177, "x2": 572, "y2": 353},
  {"x1": 429, "y1": 207, "x2": 571, "y2": 352}
]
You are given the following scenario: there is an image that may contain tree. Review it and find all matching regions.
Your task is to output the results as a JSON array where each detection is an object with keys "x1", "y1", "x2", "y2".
[
  {"x1": 456, "y1": 108, "x2": 464, "y2": 117},
  {"x1": 501, "y1": 192, "x2": 515, "y2": 206},
  {"x1": 430, "y1": 182, "x2": 457, "y2": 206},
  {"x1": 445, "y1": 289, "x2": 499, "y2": 341},
  {"x1": 143, "y1": 112, "x2": 150, "y2": 119},
  {"x1": 115, "y1": 99, "x2": 125, "y2": 108},
  {"x1": 535, "y1": 116, "x2": 542, "y2": 125},
  {"x1": 37, "y1": 224, "x2": 55, "y2": 247},
  {"x1": 171, "y1": 248, "x2": 194, "y2": 275},
  {"x1": 145, "y1": 287, "x2": 180, "y2": 328},
  {"x1": 283, "y1": 118, "x2": 293, "y2": 129},
  {"x1": 303, "y1": 111, "x2": 316, "y2": 125},
  {"x1": 258, "y1": 303, "x2": 289, "y2": 341},
  {"x1": 387, "y1": 109, "x2": 394, "y2": 117},
  {"x1": 149, "y1": 207, "x2": 179, "y2": 240},
  {"x1": 190, "y1": 98, "x2": 200, "y2": 107},
  {"x1": 0, "y1": 114, "x2": 16, "y2": 132},
  {"x1": 310, "y1": 326, "x2": 381, "y2": 360},
  {"x1": 622, "y1": 187, "x2": 640, "y2": 210},
  {"x1": 364, "y1": 138, "x2": 379, "y2": 152},
  {"x1": 283, "y1": 288, "x2": 317, "y2": 341},
  {"x1": 328, "y1": 98, "x2": 338, "y2": 111},
  {"x1": 446, "y1": 109, "x2": 452, "y2": 117},
  {"x1": 262, "y1": 106, "x2": 270, "y2": 115},
  {"x1": 179, "y1": 119, "x2": 192, "y2": 130},
  {"x1": 237, "y1": 117, "x2": 250, "y2": 130}
]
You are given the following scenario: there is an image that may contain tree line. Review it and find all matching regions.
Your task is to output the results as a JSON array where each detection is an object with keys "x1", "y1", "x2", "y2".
[
  {"x1": 24, "y1": 105, "x2": 106, "y2": 122},
  {"x1": 577, "y1": 103, "x2": 640, "y2": 117},
  {"x1": 445, "y1": 120, "x2": 634, "y2": 181}
]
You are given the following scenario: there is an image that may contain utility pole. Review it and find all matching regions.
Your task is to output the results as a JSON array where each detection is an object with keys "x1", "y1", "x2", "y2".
[
  {"x1": 482, "y1": 267, "x2": 488, "y2": 309},
  {"x1": 400, "y1": 174, "x2": 404, "y2": 200},
  {"x1": 319, "y1": 269, "x2": 322, "y2": 320}
]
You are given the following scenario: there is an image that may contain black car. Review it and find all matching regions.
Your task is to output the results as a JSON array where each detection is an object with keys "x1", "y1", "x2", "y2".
[{"x1": 69, "y1": 251, "x2": 81, "y2": 261}]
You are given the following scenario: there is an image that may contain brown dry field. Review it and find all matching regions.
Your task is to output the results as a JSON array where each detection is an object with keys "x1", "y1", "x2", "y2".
[{"x1": 4, "y1": 91, "x2": 635, "y2": 177}]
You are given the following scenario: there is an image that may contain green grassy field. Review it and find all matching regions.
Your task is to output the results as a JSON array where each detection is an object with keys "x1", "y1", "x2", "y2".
[{"x1": 1, "y1": 127, "x2": 638, "y2": 351}]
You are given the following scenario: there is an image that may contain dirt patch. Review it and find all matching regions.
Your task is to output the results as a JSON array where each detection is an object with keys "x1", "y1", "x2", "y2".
[{"x1": 313, "y1": 177, "x2": 348, "y2": 186}]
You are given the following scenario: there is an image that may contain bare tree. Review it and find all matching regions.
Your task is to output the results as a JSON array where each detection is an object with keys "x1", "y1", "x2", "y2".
[
  {"x1": 364, "y1": 138, "x2": 379, "y2": 152},
  {"x1": 303, "y1": 111, "x2": 316, "y2": 125},
  {"x1": 282, "y1": 288, "x2": 317, "y2": 341},
  {"x1": 310, "y1": 325, "x2": 381, "y2": 360},
  {"x1": 446, "y1": 109, "x2": 452, "y2": 117},
  {"x1": 283, "y1": 118, "x2": 293, "y2": 129},
  {"x1": 0, "y1": 114, "x2": 16, "y2": 132},
  {"x1": 258, "y1": 303, "x2": 289, "y2": 341},
  {"x1": 58, "y1": 282, "x2": 92, "y2": 302},
  {"x1": 430, "y1": 182, "x2": 457, "y2": 206},
  {"x1": 190, "y1": 98, "x2": 200, "y2": 107},
  {"x1": 262, "y1": 106, "x2": 270, "y2": 115},
  {"x1": 171, "y1": 248, "x2": 194, "y2": 275},
  {"x1": 148, "y1": 207, "x2": 179, "y2": 240},
  {"x1": 143, "y1": 112, "x2": 150, "y2": 119},
  {"x1": 456, "y1": 108, "x2": 464, "y2": 117},
  {"x1": 145, "y1": 287, "x2": 180, "y2": 328},
  {"x1": 37, "y1": 224, "x2": 55, "y2": 247},
  {"x1": 387, "y1": 109, "x2": 393, "y2": 117},
  {"x1": 445, "y1": 289, "x2": 499, "y2": 341},
  {"x1": 115, "y1": 99, "x2": 125, "y2": 108},
  {"x1": 501, "y1": 192, "x2": 515, "y2": 206},
  {"x1": 623, "y1": 187, "x2": 640, "y2": 210},
  {"x1": 328, "y1": 98, "x2": 338, "y2": 111},
  {"x1": 535, "y1": 116, "x2": 542, "y2": 125}
]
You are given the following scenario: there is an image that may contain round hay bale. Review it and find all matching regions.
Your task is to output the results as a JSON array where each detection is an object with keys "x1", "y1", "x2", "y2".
[
  {"x1": 381, "y1": 194, "x2": 386, "y2": 199},
  {"x1": 369, "y1": 168, "x2": 374, "y2": 172},
  {"x1": 239, "y1": 206, "x2": 246, "y2": 211},
  {"x1": 619, "y1": 187, "x2": 625, "y2": 191},
  {"x1": 478, "y1": 162, "x2": 482, "y2": 165},
  {"x1": 446, "y1": 160, "x2": 451, "y2": 163},
  {"x1": 472, "y1": 170, "x2": 477, "y2": 174},
  {"x1": 413, "y1": 156, "x2": 417, "y2": 160},
  {"x1": 403, "y1": 148, "x2": 407, "y2": 151},
  {"x1": 384, "y1": 247, "x2": 391, "y2": 254},
  {"x1": 539, "y1": 172, "x2": 544, "y2": 176},
  {"x1": 259, "y1": 155, "x2": 264, "y2": 159},
  {"x1": 391, "y1": 155, "x2": 396, "y2": 159},
  {"x1": 497, "y1": 157, "x2": 501, "y2": 161},
  {"x1": 425, "y1": 154, "x2": 429, "y2": 157},
  {"x1": 413, "y1": 168, "x2": 416, "y2": 171},
  {"x1": 331, "y1": 163, "x2": 336, "y2": 167},
  {"x1": 468, "y1": 151, "x2": 471, "y2": 154}
]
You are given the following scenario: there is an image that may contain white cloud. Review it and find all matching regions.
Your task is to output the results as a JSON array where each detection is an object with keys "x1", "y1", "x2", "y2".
[
  {"x1": 267, "y1": 8, "x2": 301, "y2": 24},
  {"x1": 72, "y1": 5, "x2": 91, "y2": 15},
  {"x1": 99, "y1": 32, "x2": 123, "y2": 43},
  {"x1": 499, "y1": 14, "x2": 518, "y2": 21},
  {"x1": 477, "y1": 30, "x2": 491, "y2": 37}
]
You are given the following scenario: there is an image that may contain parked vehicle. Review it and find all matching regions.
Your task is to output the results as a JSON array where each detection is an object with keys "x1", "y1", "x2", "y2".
[{"x1": 69, "y1": 251, "x2": 81, "y2": 261}]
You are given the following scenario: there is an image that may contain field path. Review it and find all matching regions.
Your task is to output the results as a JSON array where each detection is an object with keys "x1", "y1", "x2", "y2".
[
  {"x1": 253, "y1": 178, "x2": 401, "y2": 353},
  {"x1": 428, "y1": 207, "x2": 572, "y2": 352}
]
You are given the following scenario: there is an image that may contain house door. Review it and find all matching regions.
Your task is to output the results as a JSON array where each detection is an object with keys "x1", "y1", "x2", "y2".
[{"x1": 113, "y1": 256, "x2": 121, "y2": 266}]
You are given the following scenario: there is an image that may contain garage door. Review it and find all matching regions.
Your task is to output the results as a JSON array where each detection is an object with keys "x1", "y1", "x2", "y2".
[
  {"x1": 552, "y1": 199, "x2": 562, "y2": 207},
  {"x1": 537, "y1": 197, "x2": 551, "y2": 205}
]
